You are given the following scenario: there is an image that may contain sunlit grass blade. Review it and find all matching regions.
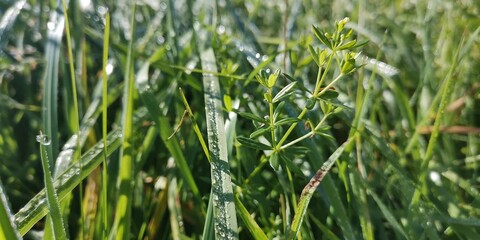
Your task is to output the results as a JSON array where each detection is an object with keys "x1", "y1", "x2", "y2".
[
  {"x1": 110, "y1": 3, "x2": 137, "y2": 239},
  {"x1": 179, "y1": 87, "x2": 210, "y2": 162},
  {"x1": 14, "y1": 129, "x2": 123, "y2": 235},
  {"x1": 0, "y1": 179, "x2": 21, "y2": 240},
  {"x1": 37, "y1": 131, "x2": 67, "y2": 240},
  {"x1": 288, "y1": 139, "x2": 351, "y2": 239},
  {"x1": 201, "y1": 48, "x2": 239, "y2": 239}
]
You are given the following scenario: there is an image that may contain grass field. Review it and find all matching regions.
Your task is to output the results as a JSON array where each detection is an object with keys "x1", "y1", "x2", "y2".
[{"x1": 1, "y1": 0, "x2": 479, "y2": 239}]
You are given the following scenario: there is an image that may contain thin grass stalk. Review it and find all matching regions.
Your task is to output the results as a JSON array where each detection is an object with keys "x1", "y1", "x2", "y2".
[
  {"x1": 37, "y1": 131, "x2": 68, "y2": 240},
  {"x1": 109, "y1": 2, "x2": 137, "y2": 237},
  {"x1": 101, "y1": 11, "x2": 111, "y2": 239}
]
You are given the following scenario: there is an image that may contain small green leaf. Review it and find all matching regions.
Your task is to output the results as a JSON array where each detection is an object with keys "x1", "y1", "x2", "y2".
[
  {"x1": 313, "y1": 25, "x2": 332, "y2": 49},
  {"x1": 267, "y1": 69, "x2": 281, "y2": 88},
  {"x1": 273, "y1": 101, "x2": 286, "y2": 120},
  {"x1": 317, "y1": 132, "x2": 336, "y2": 141},
  {"x1": 237, "y1": 111, "x2": 268, "y2": 123},
  {"x1": 273, "y1": 81, "x2": 297, "y2": 103},
  {"x1": 308, "y1": 45, "x2": 320, "y2": 67},
  {"x1": 264, "y1": 92, "x2": 272, "y2": 103},
  {"x1": 224, "y1": 94, "x2": 233, "y2": 112},
  {"x1": 237, "y1": 136, "x2": 272, "y2": 150},
  {"x1": 337, "y1": 40, "x2": 357, "y2": 50},
  {"x1": 255, "y1": 75, "x2": 267, "y2": 87},
  {"x1": 306, "y1": 97, "x2": 316, "y2": 110},
  {"x1": 275, "y1": 117, "x2": 301, "y2": 126},
  {"x1": 319, "y1": 49, "x2": 329, "y2": 66},
  {"x1": 318, "y1": 90, "x2": 339, "y2": 100},
  {"x1": 269, "y1": 153, "x2": 279, "y2": 171},
  {"x1": 286, "y1": 146, "x2": 311, "y2": 155},
  {"x1": 250, "y1": 127, "x2": 271, "y2": 139},
  {"x1": 352, "y1": 39, "x2": 369, "y2": 48}
]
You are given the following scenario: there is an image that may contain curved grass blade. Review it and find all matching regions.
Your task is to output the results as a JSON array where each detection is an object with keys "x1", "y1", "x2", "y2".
[
  {"x1": 37, "y1": 132, "x2": 67, "y2": 240},
  {"x1": 201, "y1": 48, "x2": 239, "y2": 239},
  {"x1": 14, "y1": 129, "x2": 123, "y2": 235},
  {"x1": 234, "y1": 193, "x2": 268, "y2": 240},
  {"x1": 288, "y1": 139, "x2": 351, "y2": 239},
  {"x1": 0, "y1": 0, "x2": 26, "y2": 52},
  {"x1": 0, "y1": 179, "x2": 21, "y2": 240}
]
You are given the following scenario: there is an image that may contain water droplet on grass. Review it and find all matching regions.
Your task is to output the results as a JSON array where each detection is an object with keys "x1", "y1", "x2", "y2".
[
  {"x1": 47, "y1": 21, "x2": 55, "y2": 31},
  {"x1": 36, "y1": 133, "x2": 51, "y2": 145}
]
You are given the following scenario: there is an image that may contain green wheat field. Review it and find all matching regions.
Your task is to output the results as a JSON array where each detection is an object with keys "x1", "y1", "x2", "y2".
[{"x1": 1, "y1": 0, "x2": 479, "y2": 239}]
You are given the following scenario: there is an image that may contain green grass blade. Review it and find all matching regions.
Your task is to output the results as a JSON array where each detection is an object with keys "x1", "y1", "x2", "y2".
[
  {"x1": 0, "y1": 179, "x2": 21, "y2": 240},
  {"x1": 37, "y1": 132, "x2": 68, "y2": 240},
  {"x1": 0, "y1": 0, "x2": 26, "y2": 51},
  {"x1": 101, "y1": 10, "x2": 111, "y2": 239},
  {"x1": 368, "y1": 189, "x2": 409, "y2": 239},
  {"x1": 42, "y1": 2, "x2": 65, "y2": 172},
  {"x1": 61, "y1": 0, "x2": 80, "y2": 138},
  {"x1": 179, "y1": 88, "x2": 210, "y2": 162},
  {"x1": 234, "y1": 193, "x2": 268, "y2": 240},
  {"x1": 201, "y1": 48, "x2": 239, "y2": 239},
  {"x1": 110, "y1": 3, "x2": 137, "y2": 238},
  {"x1": 288, "y1": 139, "x2": 351, "y2": 239},
  {"x1": 135, "y1": 62, "x2": 201, "y2": 199},
  {"x1": 202, "y1": 192, "x2": 215, "y2": 240},
  {"x1": 14, "y1": 129, "x2": 123, "y2": 235},
  {"x1": 410, "y1": 35, "x2": 466, "y2": 206}
]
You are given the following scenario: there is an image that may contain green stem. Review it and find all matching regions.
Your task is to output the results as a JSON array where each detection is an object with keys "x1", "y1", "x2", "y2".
[{"x1": 280, "y1": 113, "x2": 330, "y2": 150}]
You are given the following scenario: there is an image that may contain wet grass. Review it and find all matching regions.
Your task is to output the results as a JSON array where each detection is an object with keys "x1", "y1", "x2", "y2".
[{"x1": 1, "y1": 0, "x2": 479, "y2": 239}]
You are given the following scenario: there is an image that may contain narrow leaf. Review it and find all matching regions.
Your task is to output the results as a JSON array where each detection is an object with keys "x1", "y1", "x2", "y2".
[
  {"x1": 237, "y1": 136, "x2": 272, "y2": 151},
  {"x1": 272, "y1": 81, "x2": 297, "y2": 103}
]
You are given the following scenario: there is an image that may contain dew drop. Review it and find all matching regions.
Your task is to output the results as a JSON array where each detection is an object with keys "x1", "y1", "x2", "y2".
[
  {"x1": 97, "y1": 6, "x2": 108, "y2": 16},
  {"x1": 47, "y1": 21, "x2": 55, "y2": 31},
  {"x1": 36, "y1": 133, "x2": 51, "y2": 145},
  {"x1": 255, "y1": 53, "x2": 261, "y2": 59},
  {"x1": 156, "y1": 36, "x2": 165, "y2": 44},
  {"x1": 159, "y1": 2, "x2": 167, "y2": 11},
  {"x1": 216, "y1": 25, "x2": 226, "y2": 35}
]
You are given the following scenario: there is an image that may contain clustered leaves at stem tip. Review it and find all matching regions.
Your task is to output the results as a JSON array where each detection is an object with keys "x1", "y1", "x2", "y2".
[{"x1": 237, "y1": 17, "x2": 367, "y2": 170}]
